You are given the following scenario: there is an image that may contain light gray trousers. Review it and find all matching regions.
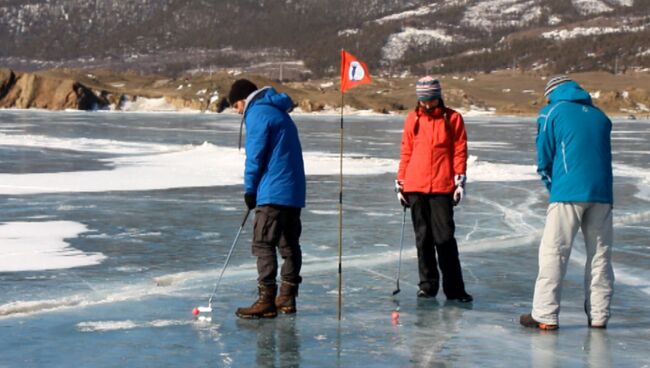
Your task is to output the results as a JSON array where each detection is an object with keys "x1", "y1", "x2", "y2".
[{"x1": 532, "y1": 202, "x2": 614, "y2": 326}]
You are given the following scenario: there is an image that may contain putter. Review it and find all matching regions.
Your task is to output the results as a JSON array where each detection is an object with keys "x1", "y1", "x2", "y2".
[
  {"x1": 392, "y1": 206, "x2": 407, "y2": 295},
  {"x1": 194, "y1": 209, "x2": 251, "y2": 315}
]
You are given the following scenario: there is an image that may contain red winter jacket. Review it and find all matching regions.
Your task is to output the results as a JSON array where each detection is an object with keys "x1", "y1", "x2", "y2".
[{"x1": 397, "y1": 107, "x2": 468, "y2": 194}]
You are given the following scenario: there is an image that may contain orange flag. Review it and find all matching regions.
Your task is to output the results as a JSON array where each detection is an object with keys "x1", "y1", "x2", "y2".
[{"x1": 340, "y1": 50, "x2": 371, "y2": 93}]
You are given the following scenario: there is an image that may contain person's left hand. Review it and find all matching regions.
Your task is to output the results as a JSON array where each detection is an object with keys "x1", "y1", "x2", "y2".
[
  {"x1": 453, "y1": 175, "x2": 466, "y2": 206},
  {"x1": 244, "y1": 193, "x2": 257, "y2": 210}
]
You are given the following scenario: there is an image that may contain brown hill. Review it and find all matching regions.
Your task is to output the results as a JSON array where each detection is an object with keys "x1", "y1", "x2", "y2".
[{"x1": 1, "y1": 67, "x2": 649, "y2": 118}]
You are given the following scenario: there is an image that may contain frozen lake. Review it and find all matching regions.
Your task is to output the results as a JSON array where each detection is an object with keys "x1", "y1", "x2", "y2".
[{"x1": 0, "y1": 110, "x2": 649, "y2": 367}]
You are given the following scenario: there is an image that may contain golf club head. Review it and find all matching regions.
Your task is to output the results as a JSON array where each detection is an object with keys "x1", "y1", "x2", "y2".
[
  {"x1": 197, "y1": 306, "x2": 213, "y2": 313},
  {"x1": 392, "y1": 288, "x2": 400, "y2": 296}
]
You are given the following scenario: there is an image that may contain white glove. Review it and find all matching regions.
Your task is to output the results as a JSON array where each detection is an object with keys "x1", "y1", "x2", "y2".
[
  {"x1": 394, "y1": 180, "x2": 409, "y2": 207},
  {"x1": 453, "y1": 174, "x2": 466, "y2": 206}
]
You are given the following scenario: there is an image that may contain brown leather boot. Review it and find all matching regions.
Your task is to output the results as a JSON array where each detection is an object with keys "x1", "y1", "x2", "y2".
[
  {"x1": 235, "y1": 284, "x2": 277, "y2": 319},
  {"x1": 275, "y1": 281, "x2": 299, "y2": 314}
]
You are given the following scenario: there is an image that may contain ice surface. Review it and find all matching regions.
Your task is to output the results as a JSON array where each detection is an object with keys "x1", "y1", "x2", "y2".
[{"x1": 0, "y1": 111, "x2": 649, "y2": 367}]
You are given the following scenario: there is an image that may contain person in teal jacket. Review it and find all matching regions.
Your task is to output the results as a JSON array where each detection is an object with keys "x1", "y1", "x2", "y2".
[
  {"x1": 227, "y1": 79, "x2": 306, "y2": 319},
  {"x1": 520, "y1": 76, "x2": 614, "y2": 330},
  {"x1": 535, "y1": 79, "x2": 613, "y2": 203}
]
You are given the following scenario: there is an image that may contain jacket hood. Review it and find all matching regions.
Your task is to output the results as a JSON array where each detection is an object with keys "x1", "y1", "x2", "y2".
[
  {"x1": 548, "y1": 80, "x2": 592, "y2": 105},
  {"x1": 244, "y1": 87, "x2": 294, "y2": 115},
  {"x1": 238, "y1": 87, "x2": 294, "y2": 150}
]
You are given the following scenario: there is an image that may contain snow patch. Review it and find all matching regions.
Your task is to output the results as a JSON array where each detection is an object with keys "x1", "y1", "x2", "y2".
[
  {"x1": 338, "y1": 29, "x2": 358, "y2": 36},
  {"x1": 637, "y1": 48, "x2": 650, "y2": 57},
  {"x1": 121, "y1": 97, "x2": 178, "y2": 112},
  {"x1": 77, "y1": 320, "x2": 190, "y2": 332},
  {"x1": 571, "y1": 0, "x2": 621, "y2": 15},
  {"x1": 0, "y1": 132, "x2": 180, "y2": 155},
  {"x1": 0, "y1": 221, "x2": 104, "y2": 272},
  {"x1": 0, "y1": 142, "x2": 397, "y2": 195},
  {"x1": 636, "y1": 103, "x2": 649, "y2": 112},
  {"x1": 373, "y1": 4, "x2": 438, "y2": 24},
  {"x1": 466, "y1": 155, "x2": 537, "y2": 182},
  {"x1": 542, "y1": 25, "x2": 647, "y2": 40},
  {"x1": 548, "y1": 15, "x2": 562, "y2": 26},
  {"x1": 382, "y1": 27, "x2": 454, "y2": 61},
  {"x1": 0, "y1": 132, "x2": 544, "y2": 195},
  {"x1": 462, "y1": 0, "x2": 542, "y2": 30}
]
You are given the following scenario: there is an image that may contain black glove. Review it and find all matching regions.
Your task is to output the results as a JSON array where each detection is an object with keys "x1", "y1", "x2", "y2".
[{"x1": 244, "y1": 193, "x2": 257, "y2": 210}]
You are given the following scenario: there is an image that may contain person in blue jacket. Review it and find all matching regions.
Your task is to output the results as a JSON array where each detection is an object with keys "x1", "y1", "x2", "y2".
[
  {"x1": 520, "y1": 76, "x2": 614, "y2": 330},
  {"x1": 227, "y1": 79, "x2": 306, "y2": 319}
]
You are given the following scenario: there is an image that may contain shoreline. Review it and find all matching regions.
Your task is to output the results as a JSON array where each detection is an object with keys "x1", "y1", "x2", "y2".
[
  {"x1": 2, "y1": 106, "x2": 649, "y2": 121},
  {"x1": 3, "y1": 68, "x2": 650, "y2": 118}
]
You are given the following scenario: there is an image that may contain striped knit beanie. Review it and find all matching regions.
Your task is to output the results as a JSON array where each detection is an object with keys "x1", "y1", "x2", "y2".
[
  {"x1": 416, "y1": 76, "x2": 442, "y2": 101},
  {"x1": 544, "y1": 75, "x2": 571, "y2": 97}
]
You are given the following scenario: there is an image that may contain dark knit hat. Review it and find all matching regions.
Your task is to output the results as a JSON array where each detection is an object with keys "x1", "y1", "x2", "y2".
[
  {"x1": 544, "y1": 75, "x2": 571, "y2": 97},
  {"x1": 416, "y1": 76, "x2": 442, "y2": 101},
  {"x1": 228, "y1": 79, "x2": 258, "y2": 104}
]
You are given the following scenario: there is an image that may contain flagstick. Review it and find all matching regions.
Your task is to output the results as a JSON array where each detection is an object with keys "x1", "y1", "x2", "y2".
[{"x1": 337, "y1": 90, "x2": 344, "y2": 321}]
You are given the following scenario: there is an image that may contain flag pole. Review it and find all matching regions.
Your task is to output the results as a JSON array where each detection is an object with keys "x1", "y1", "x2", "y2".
[
  {"x1": 337, "y1": 48, "x2": 370, "y2": 321},
  {"x1": 337, "y1": 73, "x2": 344, "y2": 321}
]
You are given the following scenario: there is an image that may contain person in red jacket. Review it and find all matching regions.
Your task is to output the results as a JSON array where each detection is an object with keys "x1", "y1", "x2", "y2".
[{"x1": 396, "y1": 76, "x2": 472, "y2": 302}]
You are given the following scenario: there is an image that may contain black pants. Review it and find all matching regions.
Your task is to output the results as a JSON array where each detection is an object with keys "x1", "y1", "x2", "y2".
[
  {"x1": 252, "y1": 205, "x2": 302, "y2": 286},
  {"x1": 407, "y1": 193, "x2": 467, "y2": 298}
]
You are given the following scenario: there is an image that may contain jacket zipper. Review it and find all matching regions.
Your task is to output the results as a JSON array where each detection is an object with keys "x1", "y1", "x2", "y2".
[
  {"x1": 430, "y1": 115, "x2": 436, "y2": 193},
  {"x1": 561, "y1": 141, "x2": 568, "y2": 173}
]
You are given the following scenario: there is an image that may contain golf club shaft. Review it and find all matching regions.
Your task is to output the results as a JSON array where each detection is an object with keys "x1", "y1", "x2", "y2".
[
  {"x1": 394, "y1": 206, "x2": 407, "y2": 293},
  {"x1": 207, "y1": 209, "x2": 251, "y2": 307}
]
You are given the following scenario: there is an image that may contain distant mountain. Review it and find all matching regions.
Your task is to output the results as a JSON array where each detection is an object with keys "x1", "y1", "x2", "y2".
[{"x1": 1, "y1": 0, "x2": 649, "y2": 77}]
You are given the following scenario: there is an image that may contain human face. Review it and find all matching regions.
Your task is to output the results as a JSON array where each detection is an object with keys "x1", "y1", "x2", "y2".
[
  {"x1": 418, "y1": 99, "x2": 439, "y2": 109},
  {"x1": 233, "y1": 100, "x2": 246, "y2": 114}
]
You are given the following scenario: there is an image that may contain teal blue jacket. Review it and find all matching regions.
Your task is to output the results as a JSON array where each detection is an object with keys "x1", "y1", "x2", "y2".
[{"x1": 536, "y1": 81, "x2": 613, "y2": 203}]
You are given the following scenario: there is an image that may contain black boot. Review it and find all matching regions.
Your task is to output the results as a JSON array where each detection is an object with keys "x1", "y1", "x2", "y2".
[
  {"x1": 447, "y1": 292, "x2": 473, "y2": 303},
  {"x1": 235, "y1": 284, "x2": 278, "y2": 319}
]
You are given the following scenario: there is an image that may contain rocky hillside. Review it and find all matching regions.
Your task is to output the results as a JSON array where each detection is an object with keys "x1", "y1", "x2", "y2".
[
  {"x1": 0, "y1": 68, "x2": 108, "y2": 110},
  {"x1": 1, "y1": 0, "x2": 649, "y2": 78}
]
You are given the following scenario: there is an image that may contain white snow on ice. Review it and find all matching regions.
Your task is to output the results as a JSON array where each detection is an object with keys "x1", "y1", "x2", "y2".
[
  {"x1": 0, "y1": 132, "x2": 180, "y2": 155},
  {"x1": 0, "y1": 128, "x2": 549, "y2": 195},
  {"x1": 0, "y1": 221, "x2": 104, "y2": 272},
  {"x1": 0, "y1": 142, "x2": 399, "y2": 195},
  {"x1": 0, "y1": 131, "x2": 543, "y2": 195},
  {"x1": 77, "y1": 319, "x2": 192, "y2": 332},
  {"x1": 120, "y1": 97, "x2": 197, "y2": 113}
]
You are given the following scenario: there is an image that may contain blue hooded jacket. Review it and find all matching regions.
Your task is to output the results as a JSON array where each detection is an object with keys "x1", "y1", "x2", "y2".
[
  {"x1": 243, "y1": 87, "x2": 306, "y2": 208},
  {"x1": 536, "y1": 81, "x2": 613, "y2": 204}
]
